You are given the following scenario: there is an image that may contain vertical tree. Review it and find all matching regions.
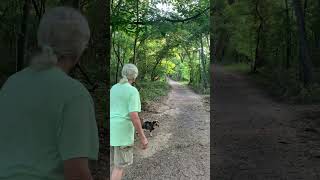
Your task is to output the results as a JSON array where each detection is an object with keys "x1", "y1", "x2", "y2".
[
  {"x1": 132, "y1": 0, "x2": 139, "y2": 64},
  {"x1": 285, "y1": 0, "x2": 292, "y2": 69},
  {"x1": 252, "y1": 0, "x2": 264, "y2": 73},
  {"x1": 200, "y1": 34, "x2": 207, "y2": 89},
  {"x1": 16, "y1": 0, "x2": 31, "y2": 72},
  {"x1": 293, "y1": 0, "x2": 313, "y2": 86},
  {"x1": 94, "y1": 0, "x2": 110, "y2": 128},
  {"x1": 210, "y1": 0, "x2": 215, "y2": 66}
]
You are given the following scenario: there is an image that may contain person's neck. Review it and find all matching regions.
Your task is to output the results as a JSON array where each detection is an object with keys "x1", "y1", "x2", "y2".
[
  {"x1": 56, "y1": 57, "x2": 77, "y2": 74},
  {"x1": 128, "y1": 80, "x2": 134, "y2": 85}
]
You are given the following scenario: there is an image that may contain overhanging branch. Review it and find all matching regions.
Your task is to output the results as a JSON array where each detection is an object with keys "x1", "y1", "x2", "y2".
[
  {"x1": 114, "y1": 6, "x2": 210, "y2": 26},
  {"x1": 164, "y1": 7, "x2": 210, "y2": 23}
]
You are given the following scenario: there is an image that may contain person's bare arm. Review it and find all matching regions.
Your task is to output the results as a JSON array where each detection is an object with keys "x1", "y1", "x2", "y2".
[
  {"x1": 130, "y1": 112, "x2": 148, "y2": 149},
  {"x1": 64, "y1": 158, "x2": 93, "y2": 180},
  {"x1": 130, "y1": 112, "x2": 145, "y2": 138}
]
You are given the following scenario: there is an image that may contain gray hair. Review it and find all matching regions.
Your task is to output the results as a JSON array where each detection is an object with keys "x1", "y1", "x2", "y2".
[
  {"x1": 119, "y1": 64, "x2": 139, "y2": 84},
  {"x1": 30, "y1": 6, "x2": 90, "y2": 70}
]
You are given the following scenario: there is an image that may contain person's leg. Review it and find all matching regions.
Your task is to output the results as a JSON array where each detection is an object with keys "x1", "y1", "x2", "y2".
[
  {"x1": 111, "y1": 167, "x2": 124, "y2": 180},
  {"x1": 111, "y1": 146, "x2": 123, "y2": 180},
  {"x1": 111, "y1": 146, "x2": 133, "y2": 180}
]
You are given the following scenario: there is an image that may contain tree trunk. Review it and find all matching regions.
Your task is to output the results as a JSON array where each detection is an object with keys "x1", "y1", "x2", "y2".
[
  {"x1": 16, "y1": 0, "x2": 31, "y2": 72},
  {"x1": 317, "y1": 0, "x2": 320, "y2": 48},
  {"x1": 200, "y1": 34, "x2": 207, "y2": 89},
  {"x1": 303, "y1": 0, "x2": 308, "y2": 17},
  {"x1": 116, "y1": 55, "x2": 120, "y2": 83},
  {"x1": 215, "y1": 32, "x2": 227, "y2": 62},
  {"x1": 253, "y1": 24, "x2": 262, "y2": 73},
  {"x1": 151, "y1": 57, "x2": 163, "y2": 81},
  {"x1": 150, "y1": 43, "x2": 172, "y2": 81},
  {"x1": 293, "y1": 0, "x2": 313, "y2": 86},
  {"x1": 210, "y1": 0, "x2": 215, "y2": 90},
  {"x1": 179, "y1": 53, "x2": 184, "y2": 63},
  {"x1": 132, "y1": 0, "x2": 139, "y2": 64},
  {"x1": 251, "y1": 0, "x2": 264, "y2": 73},
  {"x1": 41, "y1": 0, "x2": 46, "y2": 14},
  {"x1": 112, "y1": 33, "x2": 123, "y2": 83},
  {"x1": 100, "y1": 0, "x2": 110, "y2": 132},
  {"x1": 182, "y1": 46, "x2": 194, "y2": 83},
  {"x1": 252, "y1": 0, "x2": 263, "y2": 73},
  {"x1": 31, "y1": 0, "x2": 42, "y2": 21},
  {"x1": 285, "y1": 0, "x2": 292, "y2": 69},
  {"x1": 199, "y1": 50, "x2": 202, "y2": 86},
  {"x1": 210, "y1": 0, "x2": 215, "y2": 65}
]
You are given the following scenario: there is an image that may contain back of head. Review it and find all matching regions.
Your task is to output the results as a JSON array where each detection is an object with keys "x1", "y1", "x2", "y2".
[
  {"x1": 30, "y1": 6, "x2": 90, "y2": 70},
  {"x1": 119, "y1": 64, "x2": 139, "y2": 84}
]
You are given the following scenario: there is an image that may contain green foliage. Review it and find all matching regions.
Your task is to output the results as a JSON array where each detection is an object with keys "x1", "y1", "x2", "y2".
[
  {"x1": 111, "y1": 0, "x2": 210, "y2": 94},
  {"x1": 160, "y1": 60, "x2": 176, "y2": 75},
  {"x1": 172, "y1": 61, "x2": 190, "y2": 81},
  {"x1": 223, "y1": 61, "x2": 320, "y2": 103},
  {"x1": 223, "y1": 2, "x2": 256, "y2": 61},
  {"x1": 136, "y1": 80, "x2": 170, "y2": 104},
  {"x1": 250, "y1": 67, "x2": 320, "y2": 104},
  {"x1": 215, "y1": 0, "x2": 320, "y2": 103}
]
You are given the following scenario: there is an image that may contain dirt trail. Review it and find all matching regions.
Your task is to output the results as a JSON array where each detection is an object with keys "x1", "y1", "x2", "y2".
[
  {"x1": 212, "y1": 65, "x2": 320, "y2": 179},
  {"x1": 122, "y1": 79, "x2": 210, "y2": 180}
]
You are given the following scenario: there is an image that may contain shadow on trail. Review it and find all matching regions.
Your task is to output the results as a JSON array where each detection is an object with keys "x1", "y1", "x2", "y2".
[{"x1": 212, "y1": 65, "x2": 320, "y2": 179}]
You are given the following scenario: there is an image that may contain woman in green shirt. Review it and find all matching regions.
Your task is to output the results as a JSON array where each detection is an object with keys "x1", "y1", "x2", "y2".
[
  {"x1": 110, "y1": 64, "x2": 148, "y2": 180},
  {"x1": 0, "y1": 7, "x2": 98, "y2": 180}
]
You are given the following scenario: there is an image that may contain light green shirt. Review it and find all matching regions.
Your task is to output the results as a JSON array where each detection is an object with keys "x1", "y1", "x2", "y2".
[
  {"x1": 110, "y1": 82, "x2": 141, "y2": 146},
  {"x1": 0, "y1": 66, "x2": 99, "y2": 180}
]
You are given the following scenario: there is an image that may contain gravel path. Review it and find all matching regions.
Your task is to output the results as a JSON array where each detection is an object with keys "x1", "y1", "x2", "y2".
[
  {"x1": 212, "y1": 65, "x2": 320, "y2": 180},
  {"x1": 122, "y1": 79, "x2": 210, "y2": 180}
]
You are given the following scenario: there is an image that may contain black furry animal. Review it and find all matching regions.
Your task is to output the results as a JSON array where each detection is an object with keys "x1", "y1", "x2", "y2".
[{"x1": 142, "y1": 120, "x2": 160, "y2": 137}]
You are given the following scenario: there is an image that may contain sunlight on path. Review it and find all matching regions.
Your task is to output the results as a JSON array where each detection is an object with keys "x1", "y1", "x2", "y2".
[
  {"x1": 135, "y1": 133, "x2": 173, "y2": 158},
  {"x1": 123, "y1": 79, "x2": 210, "y2": 180}
]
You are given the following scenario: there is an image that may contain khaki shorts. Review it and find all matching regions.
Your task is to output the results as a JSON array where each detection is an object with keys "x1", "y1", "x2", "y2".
[{"x1": 110, "y1": 146, "x2": 133, "y2": 168}]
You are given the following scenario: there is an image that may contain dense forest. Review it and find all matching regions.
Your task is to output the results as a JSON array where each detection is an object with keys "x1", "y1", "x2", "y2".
[
  {"x1": 210, "y1": 0, "x2": 320, "y2": 103},
  {"x1": 111, "y1": 0, "x2": 210, "y2": 98}
]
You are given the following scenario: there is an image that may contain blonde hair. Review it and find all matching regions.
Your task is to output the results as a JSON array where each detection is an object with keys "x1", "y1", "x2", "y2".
[
  {"x1": 119, "y1": 64, "x2": 139, "y2": 84},
  {"x1": 30, "y1": 6, "x2": 90, "y2": 70}
]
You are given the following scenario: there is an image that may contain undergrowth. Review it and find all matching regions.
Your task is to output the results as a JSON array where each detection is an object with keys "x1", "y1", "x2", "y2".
[
  {"x1": 135, "y1": 79, "x2": 170, "y2": 104},
  {"x1": 223, "y1": 62, "x2": 320, "y2": 104}
]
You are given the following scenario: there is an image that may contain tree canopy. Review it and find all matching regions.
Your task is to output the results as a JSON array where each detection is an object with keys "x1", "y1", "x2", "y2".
[{"x1": 111, "y1": 0, "x2": 210, "y2": 93}]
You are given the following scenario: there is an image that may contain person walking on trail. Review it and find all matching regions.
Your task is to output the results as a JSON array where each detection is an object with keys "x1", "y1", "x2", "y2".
[
  {"x1": 110, "y1": 64, "x2": 149, "y2": 180},
  {"x1": 0, "y1": 7, "x2": 99, "y2": 180}
]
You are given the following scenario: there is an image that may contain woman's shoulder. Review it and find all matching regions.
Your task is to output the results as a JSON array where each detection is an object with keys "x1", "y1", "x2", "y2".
[
  {"x1": 54, "y1": 72, "x2": 92, "y2": 99},
  {"x1": 128, "y1": 85, "x2": 139, "y2": 95}
]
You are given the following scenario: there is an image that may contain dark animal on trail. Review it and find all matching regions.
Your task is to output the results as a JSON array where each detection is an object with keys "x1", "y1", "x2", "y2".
[{"x1": 142, "y1": 120, "x2": 160, "y2": 137}]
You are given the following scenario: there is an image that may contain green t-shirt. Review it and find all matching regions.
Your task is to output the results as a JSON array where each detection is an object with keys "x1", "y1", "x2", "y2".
[
  {"x1": 0, "y1": 66, "x2": 99, "y2": 180},
  {"x1": 110, "y1": 82, "x2": 141, "y2": 146}
]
